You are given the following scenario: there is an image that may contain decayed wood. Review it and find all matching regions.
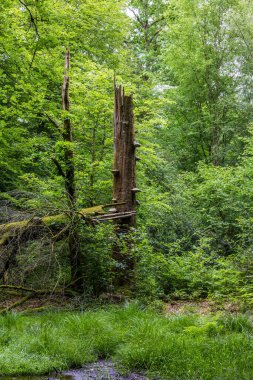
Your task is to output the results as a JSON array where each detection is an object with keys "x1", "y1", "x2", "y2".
[
  {"x1": 112, "y1": 85, "x2": 140, "y2": 286},
  {"x1": 113, "y1": 86, "x2": 137, "y2": 226},
  {"x1": 0, "y1": 204, "x2": 128, "y2": 244},
  {"x1": 0, "y1": 284, "x2": 77, "y2": 296},
  {"x1": 0, "y1": 204, "x2": 128, "y2": 273},
  {"x1": 0, "y1": 294, "x2": 33, "y2": 315},
  {"x1": 0, "y1": 285, "x2": 79, "y2": 313},
  {"x1": 95, "y1": 211, "x2": 136, "y2": 222}
]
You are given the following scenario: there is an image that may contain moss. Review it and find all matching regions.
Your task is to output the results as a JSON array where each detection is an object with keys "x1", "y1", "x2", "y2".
[
  {"x1": 79, "y1": 205, "x2": 105, "y2": 216},
  {"x1": 42, "y1": 205, "x2": 105, "y2": 226},
  {"x1": 42, "y1": 214, "x2": 67, "y2": 226},
  {"x1": 0, "y1": 205, "x2": 106, "y2": 245},
  {"x1": 0, "y1": 220, "x2": 29, "y2": 236},
  {"x1": 0, "y1": 233, "x2": 10, "y2": 245}
]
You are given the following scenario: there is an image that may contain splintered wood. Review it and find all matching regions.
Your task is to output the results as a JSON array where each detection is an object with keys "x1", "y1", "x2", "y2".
[{"x1": 113, "y1": 86, "x2": 138, "y2": 227}]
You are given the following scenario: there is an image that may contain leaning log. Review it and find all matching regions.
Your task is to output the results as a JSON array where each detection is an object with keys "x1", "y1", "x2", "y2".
[
  {"x1": 0, "y1": 203, "x2": 133, "y2": 247},
  {"x1": 0, "y1": 205, "x2": 106, "y2": 244},
  {"x1": 0, "y1": 205, "x2": 106, "y2": 283}
]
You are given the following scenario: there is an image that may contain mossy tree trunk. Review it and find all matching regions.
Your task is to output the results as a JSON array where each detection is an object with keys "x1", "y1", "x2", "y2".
[{"x1": 61, "y1": 49, "x2": 83, "y2": 291}]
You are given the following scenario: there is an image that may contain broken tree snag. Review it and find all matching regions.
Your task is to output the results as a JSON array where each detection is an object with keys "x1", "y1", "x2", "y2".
[
  {"x1": 113, "y1": 85, "x2": 137, "y2": 227},
  {"x1": 113, "y1": 85, "x2": 138, "y2": 286}
]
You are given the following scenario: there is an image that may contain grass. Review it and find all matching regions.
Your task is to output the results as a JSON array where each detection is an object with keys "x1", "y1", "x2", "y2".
[{"x1": 0, "y1": 304, "x2": 253, "y2": 379}]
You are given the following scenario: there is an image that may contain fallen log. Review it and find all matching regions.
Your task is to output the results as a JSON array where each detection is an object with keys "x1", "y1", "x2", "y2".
[
  {"x1": 0, "y1": 203, "x2": 131, "y2": 245},
  {"x1": 0, "y1": 204, "x2": 133, "y2": 284},
  {"x1": 0, "y1": 204, "x2": 106, "y2": 244},
  {"x1": 0, "y1": 293, "x2": 33, "y2": 315},
  {"x1": 0, "y1": 284, "x2": 78, "y2": 296},
  {"x1": 0, "y1": 205, "x2": 107, "y2": 282},
  {"x1": 95, "y1": 211, "x2": 136, "y2": 222}
]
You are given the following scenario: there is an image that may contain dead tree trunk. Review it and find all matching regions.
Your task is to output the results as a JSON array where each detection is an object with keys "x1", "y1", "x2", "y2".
[
  {"x1": 112, "y1": 85, "x2": 140, "y2": 286},
  {"x1": 113, "y1": 86, "x2": 138, "y2": 224}
]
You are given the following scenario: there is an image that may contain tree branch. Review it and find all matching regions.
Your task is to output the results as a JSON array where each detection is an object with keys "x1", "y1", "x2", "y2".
[
  {"x1": 51, "y1": 157, "x2": 66, "y2": 178},
  {"x1": 148, "y1": 27, "x2": 163, "y2": 44},
  {"x1": 18, "y1": 0, "x2": 40, "y2": 39},
  {"x1": 149, "y1": 17, "x2": 165, "y2": 28},
  {"x1": 44, "y1": 112, "x2": 62, "y2": 133}
]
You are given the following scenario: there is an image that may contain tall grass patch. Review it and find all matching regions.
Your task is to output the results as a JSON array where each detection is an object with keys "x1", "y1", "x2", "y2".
[{"x1": 0, "y1": 305, "x2": 252, "y2": 379}]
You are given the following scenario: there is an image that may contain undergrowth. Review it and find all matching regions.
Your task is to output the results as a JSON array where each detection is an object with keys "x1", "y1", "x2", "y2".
[{"x1": 0, "y1": 304, "x2": 252, "y2": 379}]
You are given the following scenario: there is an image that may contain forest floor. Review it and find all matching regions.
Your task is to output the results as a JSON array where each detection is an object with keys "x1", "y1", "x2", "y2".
[
  {"x1": 165, "y1": 300, "x2": 242, "y2": 314},
  {"x1": 0, "y1": 291, "x2": 243, "y2": 315}
]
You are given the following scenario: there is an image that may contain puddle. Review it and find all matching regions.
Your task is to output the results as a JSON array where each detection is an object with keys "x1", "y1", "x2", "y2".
[{"x1": 1, "y1": 361, "x2": 147, "y2": 380}]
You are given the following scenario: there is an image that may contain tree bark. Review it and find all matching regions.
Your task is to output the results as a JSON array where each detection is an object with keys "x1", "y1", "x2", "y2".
[
  {"x1": 113, "y1": 85, "x2": 137, "y2": 226},
  {"x1": 112, "y1": 85, "x2": 139, "y2": 286}
]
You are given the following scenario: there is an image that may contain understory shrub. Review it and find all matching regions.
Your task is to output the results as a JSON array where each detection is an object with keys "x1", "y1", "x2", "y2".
[{"x1": 133, "y1": 231, "x2": 253, "y2": 307}]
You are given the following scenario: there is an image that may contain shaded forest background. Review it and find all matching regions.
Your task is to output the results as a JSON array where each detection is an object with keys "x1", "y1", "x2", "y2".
[{"x1": 0, "y1": 0, "x2": 253, "y2": 308}]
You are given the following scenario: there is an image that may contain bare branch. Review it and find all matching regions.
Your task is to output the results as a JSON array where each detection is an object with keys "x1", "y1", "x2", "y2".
[
  {"x1": 18, "y1": 0, "x2": 40, "y2": 38},
  {"x1": 148, "y1": 27, "x2": 163, "y2": 44},
  {"x1": 149, "y1": 17, "x2": 165, "y2": 28}
]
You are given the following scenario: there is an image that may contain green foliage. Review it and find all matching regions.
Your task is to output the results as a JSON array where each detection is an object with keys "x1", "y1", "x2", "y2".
[
  {"x1": 79, "y1": 223, "x2": 115, "y2": 296},
  {"x1": 162, "y1": 0, "x2": 253, "y2": 168},
  {"x1": 132, "y1": 230, "x2": 168, "y2": 300},
  {"x1": 1, "y1": 0, "x2": 253, "y2": 311},
  {"x1": 0, "y1": 0, "x2": 128, "y2": 200}
]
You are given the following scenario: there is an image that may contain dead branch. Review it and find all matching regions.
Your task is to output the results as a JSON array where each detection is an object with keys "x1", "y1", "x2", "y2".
[
  {"x1": 0, "y1": 284, "x2": 78, "y2": 296},
  {"x1": 0, "y1": 294, "x2": 33, "y2": 315}
]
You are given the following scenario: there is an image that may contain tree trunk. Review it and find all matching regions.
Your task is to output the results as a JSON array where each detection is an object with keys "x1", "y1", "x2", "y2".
[
  {"x1": 62, "y1": 49, "x2": 76, "y2": 206},
  {"x1": 62, "y1": 49, "x2": 82, "y2": 290},
  {"x1": 112, "y1": 85, "x2": 139, "y2": 286},
  {"x1": 113, "y1": 85, "x2": 137, "y2": 225}
]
